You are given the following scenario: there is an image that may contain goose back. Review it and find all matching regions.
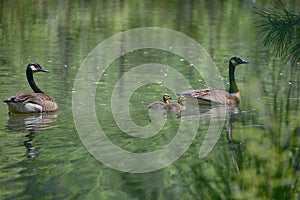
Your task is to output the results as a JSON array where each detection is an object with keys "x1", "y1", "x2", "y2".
[{"x1": 179, "y1": 88, "x2": 240, "y2": 105}]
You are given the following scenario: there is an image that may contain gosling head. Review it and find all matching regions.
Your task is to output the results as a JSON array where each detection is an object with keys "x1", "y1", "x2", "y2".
[
  {"x1": 177, "y1": 95, "x2": 186, "y2": 104},
  {"x1": 27, "y1": 62, "x2": 49, "y2": 73},
  {"x1": 163, "y1": 94, "x2": 172, "y2": 103},
  {"x1": 230, "y1": 56, "x2": 249, "y2": 67}
]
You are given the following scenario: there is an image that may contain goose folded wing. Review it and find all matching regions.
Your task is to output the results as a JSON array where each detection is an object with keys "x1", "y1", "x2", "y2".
[
  {"x1": 179, "y1": 88, "x2": 228, "y2": 104},
  {"x1": 9, "y1": 93, "x2": 55, "y2": 105}
]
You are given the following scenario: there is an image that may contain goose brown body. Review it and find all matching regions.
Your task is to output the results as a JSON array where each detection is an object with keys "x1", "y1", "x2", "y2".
[
  {"x1": 179, "y1": 88, "x2": 240, "y2": 105},
  {"x1": 178, "y1": 56, "x2": 248, "y2": 105},
  {"x1": 4, "y1": 63, "x2": 58, "y2": 114}
]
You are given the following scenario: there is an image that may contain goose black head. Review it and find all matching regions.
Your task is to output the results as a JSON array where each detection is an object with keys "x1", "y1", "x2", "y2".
[
  {"x1": 230, "y1": 56, "x2": 249, "y2": 67},
  {"x1": 28, "y1": 62, "x2": 49, "y2": 73}
]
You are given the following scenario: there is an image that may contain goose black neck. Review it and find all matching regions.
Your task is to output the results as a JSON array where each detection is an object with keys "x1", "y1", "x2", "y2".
[
  {"x1": 228, "y1": 62, "x2": 238, "y2": 94},
  {"x1": 26, "y1": 67, "x2": 44, "y2": 93}
]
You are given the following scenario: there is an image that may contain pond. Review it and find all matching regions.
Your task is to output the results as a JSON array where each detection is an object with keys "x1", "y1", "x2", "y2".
[{"x1": 0, "y1": 0, "x2": 299, "y2": 199}]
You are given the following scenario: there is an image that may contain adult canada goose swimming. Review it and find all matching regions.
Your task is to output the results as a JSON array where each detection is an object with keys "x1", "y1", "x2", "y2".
[
  {"x1": 148, "y1": 94, "x2": 172, "y2": 110},
  {"x1": 178, "y1": 56, "x2": 249, "y2": 105},
  {"x1": 164, "y1": 95, "x2": 186, "y2": 116},
  {"x1": 4, "y1": 62, "x2": 58, "y2": 114}
]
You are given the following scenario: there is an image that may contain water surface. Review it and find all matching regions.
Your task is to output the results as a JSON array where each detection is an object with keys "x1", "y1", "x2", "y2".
[{"x1": 0, "y1": 0, "x2": 299, "y2": 199}]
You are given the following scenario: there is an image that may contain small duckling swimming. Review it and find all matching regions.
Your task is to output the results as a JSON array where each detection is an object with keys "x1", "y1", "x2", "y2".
[
  {"x1": 148, "y1": 94, "x2": 172, "y2": 110},
  {"x1": 164, "y1": 95, "x2": 186, "y2": 117}
]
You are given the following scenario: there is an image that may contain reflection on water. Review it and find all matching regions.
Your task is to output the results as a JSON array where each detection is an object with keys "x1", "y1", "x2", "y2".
[
  {"x1": 6, "y1": 112, "x2": 58, "y2": 158},
  {"x1": 198, "y1": 104, "x2": 243, "y2": 161},
  {"x1": 224, "y1": 106, "x2": 244, "y2": 175},
  {"x1": 183, "y1": 103, "x2": 240, "y2": 143}
]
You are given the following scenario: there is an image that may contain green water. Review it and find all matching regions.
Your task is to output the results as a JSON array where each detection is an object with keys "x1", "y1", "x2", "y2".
[{"x1": 0, "y1": 0, "x2": 299, "y2": 199}]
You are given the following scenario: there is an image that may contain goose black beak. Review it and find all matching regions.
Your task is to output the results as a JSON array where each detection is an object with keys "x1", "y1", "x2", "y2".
[
  {"x1": 40, "y1": 68, "x2": 49, "y2": 73},
  {"x1": 241, "y1": 59, "x2": 249, "y2": 64}
]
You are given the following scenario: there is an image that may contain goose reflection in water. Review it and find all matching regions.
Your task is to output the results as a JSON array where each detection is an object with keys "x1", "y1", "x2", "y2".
[
  {"x1": 6, "y1": 112, "x2": 58, "y2": 158},
  {"x1": 179, "y1": 103, "x2": 243, "y2": 174},
  {"x1": 192, "y1": 105, "x2": 240, "y2": 141}
]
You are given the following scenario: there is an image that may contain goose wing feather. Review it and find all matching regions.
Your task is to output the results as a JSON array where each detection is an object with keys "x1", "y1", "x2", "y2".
[{"x1": 178, "y1": 88, "x2": 229, "y2": 104}]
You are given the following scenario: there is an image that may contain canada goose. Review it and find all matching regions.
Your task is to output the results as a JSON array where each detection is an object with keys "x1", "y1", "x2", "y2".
[
  {"x1": 4, "y1": 62, "x2": 58, "y2": 114},
  {"x1": 148, "y1": 94, "x2": 172, "y2": 110},
  {"x1": 164, "y1": 95, "x2": 186, "y2": 116},
  {"x1": 178, "y1": 56, "x2": 249, "y2": 105}
]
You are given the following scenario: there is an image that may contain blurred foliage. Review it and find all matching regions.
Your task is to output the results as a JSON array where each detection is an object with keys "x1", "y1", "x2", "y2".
[{"x1": 255, "y1": 0, "x2": 300, "y2": 64}]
